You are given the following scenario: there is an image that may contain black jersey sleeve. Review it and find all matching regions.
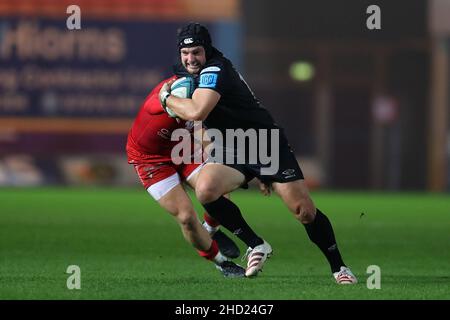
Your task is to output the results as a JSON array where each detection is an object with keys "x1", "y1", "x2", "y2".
[{"x1": 197, "y1": 61, "x2": 227, "y2": 96}]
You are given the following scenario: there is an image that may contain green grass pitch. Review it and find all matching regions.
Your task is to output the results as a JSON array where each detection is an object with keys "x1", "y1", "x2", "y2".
[{"x1": 1, "y1": 187, "x2": 449, "y2": 300}]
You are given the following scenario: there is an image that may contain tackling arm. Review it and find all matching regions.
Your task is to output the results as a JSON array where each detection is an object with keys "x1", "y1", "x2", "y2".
[{"x1": 166, "y1": 88, "x2": 220, "y2": 121}]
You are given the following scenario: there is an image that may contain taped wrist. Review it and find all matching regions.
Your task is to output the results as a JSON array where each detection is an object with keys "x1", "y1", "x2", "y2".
[{"x1": 160, "y1": 91, "x2": 170, "y2": 108}]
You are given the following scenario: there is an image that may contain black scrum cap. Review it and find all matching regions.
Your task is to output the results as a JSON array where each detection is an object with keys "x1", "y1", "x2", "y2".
[{"x1": 177, "y1": 22, "x2": 213, "y2": 58}]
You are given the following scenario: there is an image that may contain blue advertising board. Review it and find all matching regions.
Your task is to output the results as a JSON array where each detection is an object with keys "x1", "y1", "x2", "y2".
[{"x1": 0, "y1": 19, "x2": 184, "y2": 118}]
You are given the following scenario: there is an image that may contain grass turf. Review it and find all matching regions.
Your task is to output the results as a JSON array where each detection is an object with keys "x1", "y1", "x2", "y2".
[{"x1": 1, "y1": 187, "x2": 449, "y2": 300}]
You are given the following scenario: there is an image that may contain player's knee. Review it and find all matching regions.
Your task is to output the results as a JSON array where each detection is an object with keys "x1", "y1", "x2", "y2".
[
  {"x1": 175, "y1": 210, "x2": 197, "y2": 230},
  {"x1": 292, "y1": 200, "x2": 316, "y2": 224},
  {"x1": 195, "y1": 181, "x2": 220, "y2": 204}
]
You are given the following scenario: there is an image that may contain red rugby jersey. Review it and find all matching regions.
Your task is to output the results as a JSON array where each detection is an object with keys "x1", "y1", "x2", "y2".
[{"x1": 126, "y1": 76, "x2": 192, "y2": 164}]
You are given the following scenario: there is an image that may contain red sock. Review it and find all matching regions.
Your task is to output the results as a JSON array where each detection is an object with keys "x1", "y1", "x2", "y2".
[
  {"x1": 197, "y1": 240, "x2": 219, "y2": 260},
  {"x1": 204, "y1": 212, "x2": 220, "y2": 227}
]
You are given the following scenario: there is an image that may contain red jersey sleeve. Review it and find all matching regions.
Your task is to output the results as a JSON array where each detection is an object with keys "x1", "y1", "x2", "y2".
[{"x1": 146, "y1": 75, "x2": 177, "y2": 115}]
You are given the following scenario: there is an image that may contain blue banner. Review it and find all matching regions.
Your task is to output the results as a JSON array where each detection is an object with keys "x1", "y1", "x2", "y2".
[{"x1": 0, "y1": 19, "x2": 185, "y2": 118}]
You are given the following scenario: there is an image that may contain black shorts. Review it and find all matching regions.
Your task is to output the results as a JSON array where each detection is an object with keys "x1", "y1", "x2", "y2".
[{"x1": 210, "y1": 130, "x2": 304, "y2": 186}]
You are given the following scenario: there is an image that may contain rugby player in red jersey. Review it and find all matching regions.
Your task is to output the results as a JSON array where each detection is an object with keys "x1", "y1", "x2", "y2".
[{"x1": 127, "y1": 77, "x2": 258, "y2": 277}]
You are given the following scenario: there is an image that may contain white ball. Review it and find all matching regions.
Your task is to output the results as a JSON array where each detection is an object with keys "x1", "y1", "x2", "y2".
[{"x1": 170, "y1": 77, "x2": 195, "y2": 99}]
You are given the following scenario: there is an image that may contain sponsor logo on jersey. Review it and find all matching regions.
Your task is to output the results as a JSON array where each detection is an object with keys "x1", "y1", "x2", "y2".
[
  {"x1": 282, "y1": 169, "x2": 295, "y2": 175},
  {"x1": 282, "y1": 168, "x2": 296, "y2": 179},
  {"x1": 157, "y1": 128, "x2": 171, "y2": 140},
  {"x1": 199, "y1": 73, "x2": 218, "y2": 88},
  {"x1": 201, "y1": 66, "x2": 221, "y2": 73}
]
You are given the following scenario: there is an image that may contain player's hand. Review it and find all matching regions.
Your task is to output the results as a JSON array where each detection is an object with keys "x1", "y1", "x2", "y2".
[
  {"x1": 158, "y1": 81, "x2": 170, "y2": 107},
  {"x1": 160, "y1": 79, "x2": 176, "y2": 98},
  {"x1": 159, "y1": 79, "x2": 177, "y2": 117},
  {"x1": 258, "y1": 180, "x2": 271, "y2": 196}
]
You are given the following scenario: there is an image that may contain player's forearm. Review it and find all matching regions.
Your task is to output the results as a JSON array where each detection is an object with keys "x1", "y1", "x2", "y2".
[{"x1": 166, "y1": 96, "x2": 207, "y2": 121}]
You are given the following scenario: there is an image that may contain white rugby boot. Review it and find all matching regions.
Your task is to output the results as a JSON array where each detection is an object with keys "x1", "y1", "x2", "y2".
[
  {"x1": 243, "y1": 240, "x2": 273, "y2": 277},
  {"x1": 333, "y1": 266, "x2": 358, "y2": 284}
]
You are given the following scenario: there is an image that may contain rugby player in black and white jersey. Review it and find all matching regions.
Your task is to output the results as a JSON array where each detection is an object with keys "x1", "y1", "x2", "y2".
[{"x1": 159, "y1": 22, "x2": 357, "y2": 283}]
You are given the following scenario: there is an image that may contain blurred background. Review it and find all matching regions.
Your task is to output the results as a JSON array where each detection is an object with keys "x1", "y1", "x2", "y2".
[{"x1": 0, "y1": 0, "x2": 448, "y2": 192}]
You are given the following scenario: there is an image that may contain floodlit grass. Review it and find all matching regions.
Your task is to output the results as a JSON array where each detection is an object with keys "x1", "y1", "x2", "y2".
[{"x1": 1, "y1": 187, "x2": 449, "y2": 299}]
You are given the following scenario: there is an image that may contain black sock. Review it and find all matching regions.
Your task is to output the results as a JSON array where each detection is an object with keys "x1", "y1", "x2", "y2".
[
  {"x1": 203, "y1": 196, "x2": 264, "y2": 248},
  {"x1": 304, "y1": 209, "x2": 345, "y2": 273}
]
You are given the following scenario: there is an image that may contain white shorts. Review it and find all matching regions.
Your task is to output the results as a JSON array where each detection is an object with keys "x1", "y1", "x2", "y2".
[{"x1": 146, "y1": 161, "x2": 204, "y2": 201}]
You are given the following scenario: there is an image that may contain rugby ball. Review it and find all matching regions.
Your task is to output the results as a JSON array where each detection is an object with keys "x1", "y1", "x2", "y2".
[{"x1": 170, "y1": 76, "x2": 196, "y2": 99}]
